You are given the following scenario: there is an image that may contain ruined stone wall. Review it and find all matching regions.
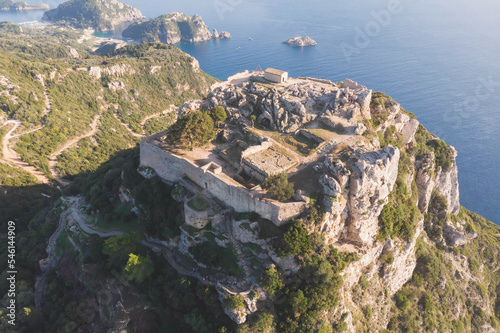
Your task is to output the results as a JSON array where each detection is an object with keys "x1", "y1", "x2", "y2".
[
  {"x1": 140, "y1": 139, "x2": 306, "y2": 225},
  {"x1": 241, "y1": 140, "x2": 272, "y2": 158},
  {"x1": 184, "y1": 201, "x2": 211, "y2": 229}
]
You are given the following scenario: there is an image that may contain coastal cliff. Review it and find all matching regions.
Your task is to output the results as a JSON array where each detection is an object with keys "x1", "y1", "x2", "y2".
[
  {"x1": 173, "y1": 72, "x2": 498, "y2": 331},
  {"x1": 122, "y1": 12, "x2": 215, "y2": 44},
  {"x1": 42, "y1": 0, "x2": 144, "y2": 32}
]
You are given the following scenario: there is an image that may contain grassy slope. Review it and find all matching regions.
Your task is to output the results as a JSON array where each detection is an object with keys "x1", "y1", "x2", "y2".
[{"x1": 0, "y1": 24, "x2": 216, "y2": 180}]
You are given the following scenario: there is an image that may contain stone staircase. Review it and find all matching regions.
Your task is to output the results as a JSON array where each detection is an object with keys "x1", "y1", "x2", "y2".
[
  {"x1": 223, "y1": 212, "x2": 253, "y2": 282},
  {"x1": 200, "y1": 189, "x2": 225, "y2": 213}
]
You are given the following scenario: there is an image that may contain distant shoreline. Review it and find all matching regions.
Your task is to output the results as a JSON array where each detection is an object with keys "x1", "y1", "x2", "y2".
[{"x1": 0, "y1": 3, "x2": 50, "y2": 12}]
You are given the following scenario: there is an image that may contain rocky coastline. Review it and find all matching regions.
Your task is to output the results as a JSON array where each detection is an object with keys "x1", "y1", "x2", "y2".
[{"x1": 282, "y1": 36, "x2": 317, "y2": 46}]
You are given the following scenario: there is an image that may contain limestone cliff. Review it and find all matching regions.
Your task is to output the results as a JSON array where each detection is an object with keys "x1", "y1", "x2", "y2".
[
  {"x1": 42, "y1": 0, "x2": 144, "y2": 32},
  {"x1": 188, "y1": 72, "x2": 494, "y2": 331}
]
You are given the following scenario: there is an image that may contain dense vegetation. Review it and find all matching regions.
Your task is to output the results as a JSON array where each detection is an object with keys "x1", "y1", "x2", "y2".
[
  {"x1": 0, "y1": 35, "x2": 215, "y2": 181},
  {"x1": 262, "y1": 172, "x2": 295, "y2": 201},
  {"x1": 122, "y1": 12, "x2": 206, "y2": 44},
  {"x1": 42, "y1": 0, "x2": 142, "y2": 31},
  {"x1": 255, "y1": 221, "x2": 359, "y2": 333},
  {"x1": 380, "y1": 208, "x2": 500, "y2": 332}
]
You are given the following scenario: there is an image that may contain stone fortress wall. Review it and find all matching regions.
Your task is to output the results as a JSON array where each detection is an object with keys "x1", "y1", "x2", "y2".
[
  {"x1": 140, "y1": 134, "x2": 306, "y2": 226},
  {"x1": 184, "y1": 200, "x2": 211, "y2": 229}
]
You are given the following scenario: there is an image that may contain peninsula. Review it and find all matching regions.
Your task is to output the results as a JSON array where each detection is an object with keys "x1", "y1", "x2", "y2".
[
  {"x1": 122, "y1": 12, "x2": 230, "y2": 44},
  {"x1": 0, "y1": 0, "x2": 49, "y2": 11},
  {"x1": 42, "y1": 0, "x2": 144, "y2": 32}
]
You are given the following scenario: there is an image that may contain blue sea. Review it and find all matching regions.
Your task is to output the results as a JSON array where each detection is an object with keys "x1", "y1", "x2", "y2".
[{"x1": 2, "y1": 0, "x2": 499, "y2": 224}]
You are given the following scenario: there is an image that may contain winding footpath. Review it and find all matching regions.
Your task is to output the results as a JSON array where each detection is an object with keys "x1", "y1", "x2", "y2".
[
  {"x1": 1, "y1": 120, "x2": 50, "y2": 183},
  {"x1": 48, "y1": 114, "x2": 102, "y2": 186},
  {"x1": 35, "y1": 196, "x2": 123, "y2": 313},
  {"x1": 111, "y1": 106, "x2": 176, "y2": 139}
]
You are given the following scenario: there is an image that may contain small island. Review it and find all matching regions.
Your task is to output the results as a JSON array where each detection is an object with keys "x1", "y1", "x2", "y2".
[
  {"x1": 0, "y1": 0, "x2": 49, "y2": 11},
  {"x1": 213, "y1": 29, "x2": 231, "y2": 39},
  {"x1": 282, "y1": 36, "x2": 317, "y2": 47}
]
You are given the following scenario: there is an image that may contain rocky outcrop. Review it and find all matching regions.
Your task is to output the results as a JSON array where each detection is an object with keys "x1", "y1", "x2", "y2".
[
  {"x1": 42, "y1": 0, "x2": 144, "y2": 32},
  {"x1": 443, "y1": 222, "x2": 467, "y2": 247},
  {"x1": 217, "y1": 287, "x2": 262, "y2": 324},
  {"x1": 415, "y1": 149, "x2": 460, "y2": 215},
  {"x1": 282, "y1": 36, "x2": 317, "y2": 47},
  {"x1": 206, "y1": 74, "x2": 373, "y2": 133},
  {"x1": 346, "y1": 147, "x2": 400, "y2": 246},
  {"x1": 219, "y1": 31, "x2": 231, "y2": 39},
  {"x1": 341, "y1": 79, "x2": 372, "y2": 119},
  {"x1": 94, "y1": 41, "x2": 127, "y2": 56},
  {"x1": 88, "y1": 64, "x2": 136, "y2": 80},
  {"x1": 434, "y1": 148, "x2": 460, "y2": 214},
  {"x1": 415, "y1": 152, "x2": 435, "y2": 213},
  {"x1": 122, "y1": 12, "x2": 213, "y2": 44},
  {"x1": 380, "y1": 217, "x2": 424, "y2": 294},
  {"x1": 320, "y1": 174, "x2": 342, "y2": 198}
]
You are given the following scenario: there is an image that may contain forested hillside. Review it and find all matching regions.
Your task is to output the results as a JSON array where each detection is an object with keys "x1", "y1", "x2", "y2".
[{"x1": 0, "y1": 22, "x2": 215, "y2": 184}]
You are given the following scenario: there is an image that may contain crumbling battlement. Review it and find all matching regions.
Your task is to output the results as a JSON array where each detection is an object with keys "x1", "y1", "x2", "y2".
[{"x1": 140, "y1": 134, "x2": 306, "y2": 226}]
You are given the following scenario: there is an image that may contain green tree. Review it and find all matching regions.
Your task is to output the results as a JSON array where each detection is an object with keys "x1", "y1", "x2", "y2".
[
  {"x1": 238, "y1": 312, "x2": 276, "y2": 333},
  {"x1": 124, "y1": 253, "x2": 155, "y2": 283},
  {"x1": 207, "y1": 106, "x2": 227, "y2": 126},
  {"x1": 102, "y1": 233, "x2": 139, "y2": 267},
  {"x1": 224, "y1": 294, "x2": 245, "y2": 309},
  {"x1": 280, "y1": 220, "x2": 312, "y2": 256},
  {"x1": 262, "y1": 172, "x2": 295, "y2": 201},
  {"x1": 184, "y1": 310, "x2": 210, "y2": 333},
  {"x1": 167, "y1": 110, "x2": 215, "y2": 150},
  {"x1": 250, "y1": 115, "x2": 256, "y2": 127},
  {"x1": 260, "y1": 266, "x2": 284, "y2": 296}
]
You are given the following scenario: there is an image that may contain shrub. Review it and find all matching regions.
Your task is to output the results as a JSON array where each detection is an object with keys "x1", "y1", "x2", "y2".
[
  {"x1": 262, "y1": 172, "x2": 295, "y2": 201},
  {"x1": 260, "y1": 266, "x2": 284, "y2": 296},
  {"x1": 380, "y1": 250, "x2": 394, "y2": 265},
  {"x1": 124, "y1": 253, "x2": 155, "y2": 283},
  {"x1": 102, "y1": 233, "x2": 140, "y2": 268},
  {"x1": 206, "y1": 106, "x2": 227, "y2": 125},
  {"x1": 394, "y1": 291, "x2": 409, "y2": 310},
  {"x1": 279, "y1": 220, "x2": 312, "y2": 256},
  {"x1": 378, "y1": 177, "x2": 419, "y2": 242},
  {"x1": 224, "y1": 294, "x2": 245, "y2": 310}
]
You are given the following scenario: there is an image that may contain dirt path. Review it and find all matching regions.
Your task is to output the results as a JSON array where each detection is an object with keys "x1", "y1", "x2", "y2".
[
  {"x1": 111, "y1": 112, "x2": 144, "y2": 138},
  {"x1": 35, "y1": 196, "x2": 121, "y2": 313},
  {"x1": 2, "y1": 120, "x2": 50, "y2": 183},
  {"x1": 48, "y1": 114, "x2": 101, "y2": 186},
  {"x1": 37, "y1": 74, "x2": 52, "y2": 117},
  {"x1": 111, "y1": 105, "x2": 176, "y2": 139},
  {"x1": 140, "y1": 106, "x2": 175, "y2": 127},
  {"x1": 63, "y1": 196, "x2": 124, "y2": 237}
]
